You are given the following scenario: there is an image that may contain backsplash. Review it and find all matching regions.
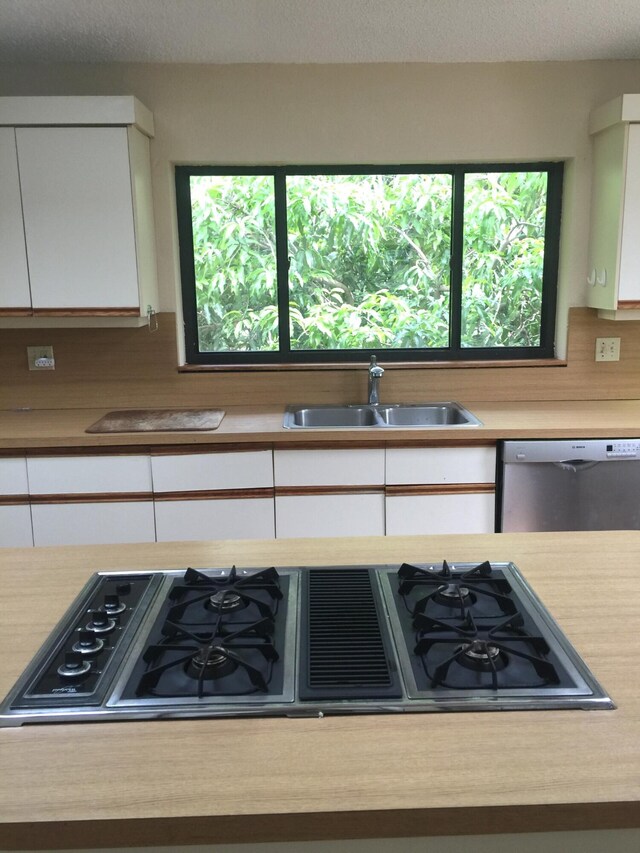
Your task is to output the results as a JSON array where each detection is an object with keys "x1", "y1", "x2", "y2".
[{"x1": 2, "y1": 308, "x2": 640, "y2": 410}]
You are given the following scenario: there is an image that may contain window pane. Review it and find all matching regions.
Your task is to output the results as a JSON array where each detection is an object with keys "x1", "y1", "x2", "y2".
[
  {"x1": 286, "y1": 174, "x2": 452, "y2": 351},
  {"x1": 461, "y1": 171, "x2": 547, "y2": 348},
  {"x1": 189, "y1": 175, "x2": 278, "y2": 353}
]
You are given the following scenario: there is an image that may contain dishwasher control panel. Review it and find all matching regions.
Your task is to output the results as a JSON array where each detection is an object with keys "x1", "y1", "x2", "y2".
[
  {"x1": 606, "y1": 442, "x2": 639, "y2": 458},
  {"x1": 502, "y1": 438, "x2": 640, "y2": 464}
]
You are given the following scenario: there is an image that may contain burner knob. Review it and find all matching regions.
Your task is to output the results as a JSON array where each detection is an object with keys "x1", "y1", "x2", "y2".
[
  {"x1": 72, "y1": 630, "x2": 105, "y2": 656},
  {"x1": 86, "y1": 611, "x2": 116, "y2": 634},
  {"x1": 103, "y1": 593, "x2": 126, "y2": 615},
  {"x1": 57, "y1": 651, "x2": 91, "y2": 679}
]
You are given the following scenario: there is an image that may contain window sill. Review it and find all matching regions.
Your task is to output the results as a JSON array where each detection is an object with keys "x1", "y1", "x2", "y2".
[{"x1": 178, "y1": 358, "x2": 567, "y2": 373}]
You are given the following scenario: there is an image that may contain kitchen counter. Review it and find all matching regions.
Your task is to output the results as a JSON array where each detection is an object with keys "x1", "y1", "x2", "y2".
[
  {"x1": 3, "y1": 399, "x2": 640, "y2": 450},
  {"x1": 1, "y1": 531, "x2": 639, "y2": 850}
]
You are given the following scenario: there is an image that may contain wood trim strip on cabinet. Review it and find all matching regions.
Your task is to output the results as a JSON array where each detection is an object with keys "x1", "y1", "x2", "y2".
[
  {"x1": 154, "y1": 488, "x2": 275, "y2": 502},
  {"x1": 30, "y1": 491, "x2": 153, "y2": 505},
  {"x1": 385, "y1": 483, "x2": 495, "y2": 497},
  {"x1": 275, "y1": 485, "x2": 384, "y2": 497},
  {"x1": 0, "y1": 308, "x2": 33, "y2": 316},
  {"x1": 0, "y1": 494, "x2": 29, "y2": 506},
  {"x1": 150, "y1": 443, "x2": 274, "y2": 456},
  {"x1": 616, "y1": 300, "x2": 640, "y2": 309},
  {"x1": 277, "y1": 439, "x2": 497, "y2": 451},
  {"x1": 32, "y1": 307, "x2": 141, "y2": 317}
]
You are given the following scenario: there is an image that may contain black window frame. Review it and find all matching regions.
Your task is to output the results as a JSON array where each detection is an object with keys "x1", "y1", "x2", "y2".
[{"x1": 176, "y1": 161, "x2": 563, "y2": 365}]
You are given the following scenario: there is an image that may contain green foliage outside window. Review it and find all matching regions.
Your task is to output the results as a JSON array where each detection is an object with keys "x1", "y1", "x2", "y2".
[{"x1": 179, "y1": 164, "x2": 559, "y2": 361}]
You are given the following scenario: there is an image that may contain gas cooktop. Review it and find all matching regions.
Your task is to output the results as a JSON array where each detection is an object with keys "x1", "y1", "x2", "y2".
[{"x1": 0, "y1": 560, "x2": 614, "y2": 725}]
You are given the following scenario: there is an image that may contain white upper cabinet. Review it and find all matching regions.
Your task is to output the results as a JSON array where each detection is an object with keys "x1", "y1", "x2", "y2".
[
  {"x1": 587, "y1": 94, "x2": 640, "y2": 320},
  {"x1": 0, "y1": 96, "x2": 158, "y2": 327}
]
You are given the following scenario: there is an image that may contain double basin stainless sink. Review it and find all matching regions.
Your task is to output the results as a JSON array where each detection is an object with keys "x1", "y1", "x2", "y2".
[{"x1": 283, "y1": 402, "x2": 481, "y2": 429}]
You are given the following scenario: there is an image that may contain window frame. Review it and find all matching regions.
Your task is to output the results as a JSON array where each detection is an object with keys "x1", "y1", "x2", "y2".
[{"x1": 175, "y1": 161, "x2": 563, "y2": 366}]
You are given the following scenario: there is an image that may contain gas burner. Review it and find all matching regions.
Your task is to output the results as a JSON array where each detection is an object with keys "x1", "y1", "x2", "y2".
[
  {"x1": 187, "y1": 645, "x2": 237, "y2": 680},
  {"x1": 398, "y1": 559, "x2": 516, "y2": 619},
  {"x1": 433, "y1": 583, "x2": 474, "y2": 608},
  {"x1": 457, "y1": 640, "x2": 507, "y2": 672},
  {"x1": 207, "y1": 591, "x2": 245, "y2": 612}
]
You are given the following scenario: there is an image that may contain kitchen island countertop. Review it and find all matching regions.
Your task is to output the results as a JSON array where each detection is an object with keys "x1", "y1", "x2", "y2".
[
  {"x1": 1, "y1": 531, "x2": 639, "y2": 850},
  {"x1": 3, "y1": 398, "x2": 640, "y2": 450}
]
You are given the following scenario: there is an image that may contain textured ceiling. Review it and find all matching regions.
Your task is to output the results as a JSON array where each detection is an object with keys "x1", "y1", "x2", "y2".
[{"x1": 1, "y1": 0, "x2": 640, "y2": 64}]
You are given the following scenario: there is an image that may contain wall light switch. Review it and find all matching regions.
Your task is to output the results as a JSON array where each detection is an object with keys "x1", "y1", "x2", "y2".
[
  {"x1": 595, "y1": 337, "x2": 621, "y2": 362},
  {"x1": 27, "y1": 346, "x2": 55, "y2": 371}
]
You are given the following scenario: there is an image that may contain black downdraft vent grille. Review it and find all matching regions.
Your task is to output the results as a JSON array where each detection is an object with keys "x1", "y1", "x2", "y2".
[{"x1": 299, "y1": 568, "x2": 401, "y2": 701}]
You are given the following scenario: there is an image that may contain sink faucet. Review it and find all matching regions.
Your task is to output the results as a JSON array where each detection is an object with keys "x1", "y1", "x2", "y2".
[{"x1": 368, "y1": 355, "x2": 384, "y2": 405}]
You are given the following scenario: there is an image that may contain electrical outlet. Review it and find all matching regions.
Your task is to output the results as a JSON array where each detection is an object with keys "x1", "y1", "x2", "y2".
[
  {"x1": 595, "y1": 337, "x2": 621, "y2": 362},
  {"x1": 27, "y1": 346, "x2": 55, "y2": 371}
]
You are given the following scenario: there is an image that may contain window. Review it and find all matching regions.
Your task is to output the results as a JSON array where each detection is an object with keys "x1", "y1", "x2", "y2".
[{"x1": 176, "y1": 163, "x2": 562, "y2": 365}]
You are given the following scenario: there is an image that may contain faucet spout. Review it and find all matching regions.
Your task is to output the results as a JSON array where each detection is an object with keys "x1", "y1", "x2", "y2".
[{"x1": 368, "y1": 355, "x2": 384, "y2": 405}]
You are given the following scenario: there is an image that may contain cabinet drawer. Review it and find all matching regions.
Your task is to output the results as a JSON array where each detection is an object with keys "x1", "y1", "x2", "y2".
[
  {"x1": 155, "y1": 498, "x2": 275, "y2": 542},
  {"x1": 274, "y1": 449, "x2": 384, "y2": 487},
  {"x1": 386, "y1": 493, "x2": 495, "y2": 535},
  {"x1": 386, "y1": 447, "x2": 495, "y2": 485},
  {"x1": 27, "y1": 455, "x2": 152, "y2": 495},
  {"x1": 0, "y1": 457, "x2": 29, "y2": 495},
  {"x1": 151, "y1": 451, "x2": 273, "y2": 492},
  {"x1": 275, "y1": 493, "x2": 385, "y2": 538},
  {"x1": 31, "y1": 501, "x2": 155, "y2": 546}
]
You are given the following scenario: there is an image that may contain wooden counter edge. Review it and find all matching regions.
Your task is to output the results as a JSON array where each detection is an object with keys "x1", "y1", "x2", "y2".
[{"x1": 1, "y1": 802, "x2": 639, "y2": 850}]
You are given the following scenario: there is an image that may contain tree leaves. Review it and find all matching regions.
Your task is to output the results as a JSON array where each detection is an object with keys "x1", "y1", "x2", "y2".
[{"x1": 187, "y1": 170, "x2": 548, "y2": 354}]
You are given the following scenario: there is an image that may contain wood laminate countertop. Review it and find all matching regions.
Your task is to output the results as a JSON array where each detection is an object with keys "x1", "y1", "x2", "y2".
[
  {"x1": 1, "y1": 532, "x2": 639, "y2": 850},
  {"x1": 2, "y1": 399, "x2": 640, "y2": 450}
]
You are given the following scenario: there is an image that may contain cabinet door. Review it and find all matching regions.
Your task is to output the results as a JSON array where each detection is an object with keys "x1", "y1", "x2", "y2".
[
  {"x1": 0, "y1": 128, "x2": 31, "y2": 310},
  {"x1": 31, "y1": 502, "x2": 155, "y2": 547},
  {"x1": 275, "y1": 494, "x2": 385, "y2": 539},
  {"x1": 155, "y1": 498, "x2": 275, "y2": 542},
  {"x1": 618, "y1": 123, "x2": 640, "y2": 303},
  {"x1": 0, "y1": 458, "x2": 32, "y2": 546},
  {"x1": 0, "y1": 506, "x2": 33, "y2": 547},
  {"x1": 386, "y1": 493, "x2": 495, "y2": 535},
  {"x1": 16, "y1": 126, "x2": 140, "y2": 310}
]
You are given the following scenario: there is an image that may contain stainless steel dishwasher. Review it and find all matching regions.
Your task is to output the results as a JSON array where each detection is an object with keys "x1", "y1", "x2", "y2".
[{"x1": 500, "y1": 439, "x2": 640, "y2": 531}]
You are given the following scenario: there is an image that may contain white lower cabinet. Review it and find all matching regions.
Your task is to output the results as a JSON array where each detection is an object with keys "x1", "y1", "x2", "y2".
[
  {"x1": 154, "y1": 498, "x2": 274, "y2": 542},
  {"x1": 385, "y1": 445, "x2": 497, "y2": 535},
  {"x1": 152, "y1": 450, "x2": 275, "y2": 542},
  {"x1": 0, "y1": 457, "x2": 32, "y2": 547},
  {"x1": 274, "y1": 448, "x2": 385, "y2": 538},
  {"x1": 28, "y1": 454, "x2": 155, "y2": 547},
  {"x1": 275, "y1": 493, "x2": 385, "y2": 539},
  {"x1": 386, "y1": 492, "x2": 496, "y2": 536},
  {"x1": 30, "y1": 501, "x2": 156, "y2": 547},
  {"x1": 0, "y1": 505, "x2": 33, "y2": 547}
]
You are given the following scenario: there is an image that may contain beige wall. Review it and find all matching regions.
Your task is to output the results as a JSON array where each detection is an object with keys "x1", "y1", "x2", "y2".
[{"x1": 3, "y1": 60, "x2": 640, "y2": 356}]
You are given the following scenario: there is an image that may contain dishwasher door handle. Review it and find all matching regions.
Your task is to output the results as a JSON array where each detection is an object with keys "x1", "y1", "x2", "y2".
[{"x1": 553, "y1": 459, "x2": 600, "y2": 473}]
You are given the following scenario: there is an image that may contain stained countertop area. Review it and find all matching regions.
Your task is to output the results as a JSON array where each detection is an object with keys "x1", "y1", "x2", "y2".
[
  {"x1": 1, "y1": 531, "x2": 639, "y2": 850},
  {"x1": 3, "y1": 399, "x2": 640, "y2": 449}
]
